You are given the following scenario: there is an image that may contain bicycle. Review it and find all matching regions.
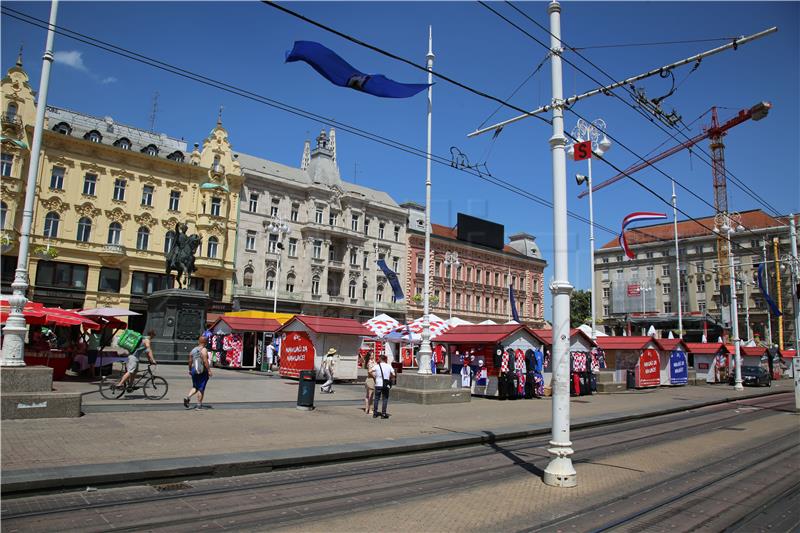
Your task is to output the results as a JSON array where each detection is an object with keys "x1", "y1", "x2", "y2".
[{"x1": 99, "y1": 364, "x2": 169, "y2": 400}]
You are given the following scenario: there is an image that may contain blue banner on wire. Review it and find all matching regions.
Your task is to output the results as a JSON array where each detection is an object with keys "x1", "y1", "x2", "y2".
[
  {"x1": 757, "y1": 263, "x2": 782, "y2": 317},
  {"x1": 377, "y1": 259, "x2": 404, "y2": 301}
]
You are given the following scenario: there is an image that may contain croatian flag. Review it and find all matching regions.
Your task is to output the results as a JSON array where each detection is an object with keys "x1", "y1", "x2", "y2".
[
  {"x1": 619, "y1": 212, "x2": 668, "y2": 260},
  {"x1": 285, "y1": 41, "x2": 430, "y2": 98}
]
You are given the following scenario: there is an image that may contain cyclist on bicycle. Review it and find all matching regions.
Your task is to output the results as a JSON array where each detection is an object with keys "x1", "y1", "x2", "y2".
[{"x1": 116, "y1": 329, "x2": 157, "y2": 390}]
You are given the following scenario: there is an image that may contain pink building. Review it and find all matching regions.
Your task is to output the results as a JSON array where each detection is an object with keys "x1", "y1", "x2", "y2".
[{"x1": 403, "y1": 204, "x2": 546, "y2": 326}]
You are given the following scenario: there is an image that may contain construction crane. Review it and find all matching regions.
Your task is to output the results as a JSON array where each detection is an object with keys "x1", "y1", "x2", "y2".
[{"x1": 580, "y1": 101, "x2": 771, "y2": 310}]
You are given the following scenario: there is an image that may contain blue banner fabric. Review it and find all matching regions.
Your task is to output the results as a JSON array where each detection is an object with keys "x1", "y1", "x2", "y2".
[
  {"x1": 377, "y1": 259, "x2": 405, "y2": 301},
  {"x1": 669, "y1": 350, "x2": 688, "y2": 385},
  {"x1": 757, "y1": 263, "x2": 782, "y2": 317},
  {"x1": 509, "y1": 285, "x2": 520, "y2": 322},
  {"x1": 285, "y1": 41, "x2": 430, "y2": 98}
]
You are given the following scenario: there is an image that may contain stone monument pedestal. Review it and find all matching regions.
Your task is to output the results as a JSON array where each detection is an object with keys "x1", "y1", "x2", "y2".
[
  {"x1": 145, "y1": 289, "x2": 210, "y2": 362},
  {"x1": 0, "y1": 366, "x2": 82, "y2": 419},
  {"x1": 391, "y1": 373, "x2": 471, "y2": 405}
]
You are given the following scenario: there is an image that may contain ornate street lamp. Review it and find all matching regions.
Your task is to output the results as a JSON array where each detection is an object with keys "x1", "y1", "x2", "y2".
[
  {"x1": 266, "y1": 216, "x2": 290, "y2": 314},
  {"x1": 443, "y1": 251, "x2": 460, "y2": 320},
  {"x1": 714, "y1": 211, "x2": 745, "y2": 391}
]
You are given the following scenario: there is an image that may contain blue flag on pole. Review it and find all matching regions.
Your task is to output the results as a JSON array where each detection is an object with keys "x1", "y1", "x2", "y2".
[
  {"x1": 757, "y1": 263, "x2": 782, "y2": 317},
  {"x1": 509, "y1": 284, "x2": 520, "y2": 322},
  {"x1": 377, "y1": 259, "x2": 405, "y2": 301},
  {"x1": 285, "y1": 41, "x2": 430, "y2": 98}
]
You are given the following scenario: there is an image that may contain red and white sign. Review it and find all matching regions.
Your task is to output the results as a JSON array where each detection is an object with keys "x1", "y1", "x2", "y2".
[
  {"x1": 636, "y1": 348, "x2": 661, "y2": 388},
  {"x1": 573, "y1": 140, "x2": 592, "y2": 161},
  {"x1": 279, "y1": 331, "x2": 316, "y2": 378},
  {"x1": 627, "y1": 284, "x2": 641, "y2": 297}
]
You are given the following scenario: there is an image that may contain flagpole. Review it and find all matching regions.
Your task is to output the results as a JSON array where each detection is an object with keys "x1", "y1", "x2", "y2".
[
  {"x1": 373, "y1": 242, "x2": 378, "y2": 318},
  {"x1": 672, "y1": 181, "x2": 683, "y2": 338},
  {"x1": 508, "y1": 266, "x2": 512, "y2": 321},
  {"x1": 417, "y1": 26, "x2": 434, "y2": 375}
]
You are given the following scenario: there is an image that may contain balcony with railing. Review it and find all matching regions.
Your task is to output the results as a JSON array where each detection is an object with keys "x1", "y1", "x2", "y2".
[{"x1": 1, "y1": 113, "x2": 23, "y2": 131}]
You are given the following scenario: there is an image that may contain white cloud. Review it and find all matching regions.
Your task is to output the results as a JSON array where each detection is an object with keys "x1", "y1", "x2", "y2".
[
  {"x1": 100, "y1": 76, "x2": 118, "y2": 85},
  {"x1": 54, "y1": 50, "x2": 88, "y2": 72}
]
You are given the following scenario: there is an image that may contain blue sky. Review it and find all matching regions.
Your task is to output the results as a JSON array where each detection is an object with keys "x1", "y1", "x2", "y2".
[{"x1": 2, "y1": 2, "x2": 798, "y2": 319}]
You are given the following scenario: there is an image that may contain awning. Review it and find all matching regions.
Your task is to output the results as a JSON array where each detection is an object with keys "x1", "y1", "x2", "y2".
[{"x1": 211, "y1": 316, "x2": 281, "y2": 333}]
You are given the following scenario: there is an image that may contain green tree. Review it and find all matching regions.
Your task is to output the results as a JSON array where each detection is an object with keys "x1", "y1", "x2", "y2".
[{"x1": 570, "y1": 289, "x2": 592, "y2": 328}]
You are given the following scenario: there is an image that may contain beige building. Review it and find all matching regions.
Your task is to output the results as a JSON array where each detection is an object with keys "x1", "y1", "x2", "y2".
[
  {"x1": 233, "y1": 129, "x2": 407, "y2": 321},
  {"x1": 1, "y1": 58, "x2": 242, "y2": 329},
  {"x1": 594, "y1": 209, "x2": 794, "y2": 345}
]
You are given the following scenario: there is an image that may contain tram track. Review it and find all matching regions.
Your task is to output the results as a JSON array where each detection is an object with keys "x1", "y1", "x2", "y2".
[{"x1": 3, "y1": 393, "x2": 794, "y2": 532}]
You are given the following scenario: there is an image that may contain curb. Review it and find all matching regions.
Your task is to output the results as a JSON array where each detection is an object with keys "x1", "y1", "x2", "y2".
[{"x1": 1, "y1": 388, "x2": 789, "y2": 496}]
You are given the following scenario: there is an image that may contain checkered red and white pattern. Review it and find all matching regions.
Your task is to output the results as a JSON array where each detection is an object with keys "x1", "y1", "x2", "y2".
[{"x1": 363, "y1": 314, "x2": 401, "y2": 338}]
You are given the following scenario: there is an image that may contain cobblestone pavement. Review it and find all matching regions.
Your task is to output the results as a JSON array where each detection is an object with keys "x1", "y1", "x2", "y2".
[
  {"x1": 1, "y1": 373, "x2": 793, "y2": 473},
  {"x1": 2, "y1": 394, "x2": 797, "y2": 532}
]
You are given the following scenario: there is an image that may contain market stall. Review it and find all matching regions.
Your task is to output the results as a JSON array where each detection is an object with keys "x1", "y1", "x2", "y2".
[
  {"x1": 655, "y1": 338, "x2": 690, "y2": 386},
  {"x1": 686, "y1": 342, "x2": 729, "y2": 384},
  {"x1": 361, "y1": 313, "x2": 400, "y2": 366},
  {"x1": 433, "y1": 324, "x2": 546, "y2": 399},
  {"x1": 385, "y1": 314, "x2": 451, "y2": 370},
  {"x1": 595, "y1": 336, "x2": 661, "y2": 388},
  {"x1": 276, "y1": 315, "x2": 372, "y2": 380},
  {"x1": 208, "y1": 316, "x2": 282, "y2": 369},
  {"x1": 532, "y1": 328, "x2": 599, "y2": 395}
]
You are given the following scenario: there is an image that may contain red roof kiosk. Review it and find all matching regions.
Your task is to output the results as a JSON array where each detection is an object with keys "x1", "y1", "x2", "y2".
[
  {"x1": 595, "y1": 336, "x2": 661, "y2": 388},
  {"x1": 208, "y1": 316, "x2": 282, "y2": 370},
  {"x1": 276, "y1": 316, "x2": 372, "y2": 380},
  {"x1": 686, "y1": 342, "x2": 729, "y2": 384},
  {"x1": 655, "y1": 338, "x2": 691, "y2": 386}
]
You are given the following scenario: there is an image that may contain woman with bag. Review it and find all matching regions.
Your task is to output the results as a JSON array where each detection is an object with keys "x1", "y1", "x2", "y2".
[
  {"x1": 184, "y1": 336, "x2": 212, "y2": 409},
  {"x1": 364, "y1": 351, "x2": 376, "y2": 415},
  {"x1": 370, "y1": 354, "x2": 395, "y2": 419}
]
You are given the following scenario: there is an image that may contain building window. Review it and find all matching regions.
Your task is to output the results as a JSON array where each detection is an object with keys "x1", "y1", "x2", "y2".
[
  {"x1": 394, "y1": 226, "x2": 400, "y2": 242},
  {"x1": 164, "y1": 231, "x2": 175, "y2": 254},
  {"x1": 286, "y1": 273, "x2": 295, "y2": 293},
  {"x1": 107, "y1": 222, "x2": 122, "y2": 245},
  {"x1": 417, "y1": 255, "x2": 424, "y2": 273},
  {"x1": 169, "y1": 191, "x2": 180, "y2": 211},
  {"x1": 364, "y1": 218, "x2": 370, "y2": 236},
  {"x1": 664, "y1": 301, "x2": 672, "y2": 313},
  {"x1": 210, "y1": 197, "x2": 221, "y2": 217},
  {"x1": 114, "y1": 138, "x2": 131, "y2": 150},
  {"x1": 85, "y1": 130, "x2": 102, "y2": 143},
  {"x1": 50, "y1": 167, "x2": 65, "y2": 190},
  {"x1": 266, "y1": 270, "x2": 275, "y2": 291},
  {"x1": 616, "y1": 269, "x2": 624, "y2": 280},
  {"x1": 109, "y1": 179, "x2": 125, "y2": 202},
  {"x1": 476, "y1": 268, "x2": 482, "y2": 284},
  {"x1": 246, "y1": 231, "x2": 256, "y2": 252},
  {"x1": 646, "y1": 251, "x2": 654, "y2": 259},
  {"x1": 378, "y1": 223, "x2": 385, "y2": 240},
  {"x1": 603, "y1": 287, "x2": 610, "y2": 299},
  {"x1": 315, "y1": 207, "x2": 324, "y2": 224},
  {"x1": 698, "y1": 301, "x2": 706, "y2": 313},
  {"x1": 393, "y1": 257, "x2": 400, "y2": 273},
  {"x1": 242, "y1": 267, "x2": 254, "y2": 287},
  {"x1": 6, "y1": 102, "x2": 18, "y2": 120},
  {"x1": 647, "y1": 265, "x2": 655, "y2": 276},
  {"x1": 663, "y1": 282, "x2": 671, "y2": 295},
  {"x1": 271, "y1": 199, "x2": 279, "y2": 217},
  {"x1": 362, "y1": 281, "x2": 368, "y2": 300},
  {"x1": 76, "y1": 217, "x2": 92, "y2": 242},
  {"x1": 312, "y1": 275, "x2": 320, "y2": 296},
  {"x1": 291, "y1": 204, "x2": 299, "y2": 222},
  {"x1": 207, "y1": 236, "x2": 219, "y2": 258},
  {"x1": 661, "y1": 265, "x2": 670, "y2": 277},
  {"x1": 53, "y1": 122, "x2": 71, "y2": 135},
  {"x1": 141, "y1": 185, "x2": 154, "y2": 206},
  {"x1": 209, "y1": 279, "x2": 224, "y2": 301},
  {"x1": 435, "y1": 261, "x2": 442, "y2": 277},
  {"x1": 288, "y1": 238, "x2": 297, "y2": 257},
  {"x1": 83, "y1": 174, "x2": 97, "y2": 196},
  {"x1": 44, "y1": 212, "x2": 60, "y2": 238},
  {"x1": 697, "y1": 278, "x2": 705, "y2": 292},
  {"x1": 167, "y1": 151, "x2": 184, "y2": 163},
  {"x1": 142, "y1": 144, "x2": 159, "y2": 157},
  {"x1": 476, "y1": 297, "x2": 481, "y2": 312},
  {"x1": 268, "y1": 233, "x2": 278, "y2": 253},
  {"x1": 98, "y1": 267, "x2": 121, "y2": 292},
  {"x1": 602, "y1": 257, "x2": 609, "y2": 263},
  {"x1": 35, "y1": 261, "x2": 88, "y2": 290},
  {"x1": 465, "y1": 294, "x2": 471, "y2": 311},
  {"x1": 348, "y1": 280, "x2": 357, "y2": 299},
  {"x1": 307, "y1": 239, "x2": 320, "y2": 259},
  {"x1": 376, "y1": 284, "x2": 384, "y2": 302},
  {"x1": 351, "y1": 214, "x2": 359, "y2": 232},
  {"x1": 603, "y1": 304, "x2": 609, "y2": 317},
  {"x1": 0, "y1": 153, "x2": 12, "y2": 177},
  {"x1": 350, "y1": 249, "x2": 358, "y2": 265},
  {"x1": 495, "y1": 272, "x2": 500, "y2": 286},
  {"x1": 329, "y1": 212, "x2": 338, "y2": 226},
  {"x1": 0, "y1": 202, "x2": 6, "y2": 229},
  {"x1": 131, "y1": 271, "x2": 170, "y2": 295},
  {"x1": 329, "y1": 245, "x2": 336, "y2": 261},
  {"x1": 679, "y1": 276, "x2": 688, "y2": 295},
  {"x1": 245, "y1": 193, "x2": 257, "y2": 213},
  {"x1": 696, "y1": 262, "x2": 705, "y2": 273}
]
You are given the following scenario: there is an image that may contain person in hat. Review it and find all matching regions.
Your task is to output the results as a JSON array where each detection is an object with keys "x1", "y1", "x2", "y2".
[{"x1": 320, "y1": 347, "x2": 338, "y2": 393}]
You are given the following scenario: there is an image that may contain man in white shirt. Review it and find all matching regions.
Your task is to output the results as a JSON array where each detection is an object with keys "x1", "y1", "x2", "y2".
[
  {"x1": 265, "y1": 342, "x2": 276, "y2": 372},
  {"x1": 370, "y1": 354, "x2": 396, "y2": 419}
]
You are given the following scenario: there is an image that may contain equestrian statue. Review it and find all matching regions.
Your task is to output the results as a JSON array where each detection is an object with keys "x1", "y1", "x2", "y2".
[{"x1": 165, "y1": 222, "x2": 202, "y2": 289}]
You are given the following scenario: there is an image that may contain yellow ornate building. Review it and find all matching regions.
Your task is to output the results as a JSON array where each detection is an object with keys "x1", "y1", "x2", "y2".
[{"x1": 1, "y1": 58, "x2": 242, "y2": 329}]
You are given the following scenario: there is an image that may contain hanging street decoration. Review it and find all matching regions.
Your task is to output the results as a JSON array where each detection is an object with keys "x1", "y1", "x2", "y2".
[
  {"x1": 618, "y1": 212, "x2": 669, "y2": 259},
  {"x1": 572, "y1": 140, "x2": 593, "y2": 161}
]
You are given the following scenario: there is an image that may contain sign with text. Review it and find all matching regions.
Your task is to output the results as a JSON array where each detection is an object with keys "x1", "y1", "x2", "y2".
[
  {"x1": 636, "y1": 348, "x2": 661, "y2": 388},
  {"x1": 573, "y1": 140, "x2": 592, "y2": 161},
  {"x1": 669, "y1": 350, "x2": 688, "y2": 385},
  {"x1": 627, "y1": 284, "x2": 641, "y2": 297},
  {"x1": 279, "y1": 331, "x2": 316, "y2": 378}
]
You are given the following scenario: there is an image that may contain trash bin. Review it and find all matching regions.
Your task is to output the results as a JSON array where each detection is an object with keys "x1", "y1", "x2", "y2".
[
  {"x1": 297, "y1": 370, "x2": 316, "y2": 410},
  {"x1": 626, "y1": 369, "x2": 636, "y2": 389}
]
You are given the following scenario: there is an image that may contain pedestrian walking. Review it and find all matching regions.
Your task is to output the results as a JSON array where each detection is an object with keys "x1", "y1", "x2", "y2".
[
  {"x1": 371, "y1": 354, "x2": 395, "y2": 419},
  {"x1": 265, "y1": 342, "x2": 276, "y2": 372},
  {"x1": 184, "y1": 336, "x2": 212, "y2": 409},
  {"x1": 320, "y1": 348, "x2": 337, "y2": 393},
  {"x1": 364, "y1": 351, "x2": 376, "y2": 415}
]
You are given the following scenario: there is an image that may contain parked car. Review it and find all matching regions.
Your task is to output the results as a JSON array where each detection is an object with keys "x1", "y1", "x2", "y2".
[{"x1": 729, "y1": 365, "x2": 772, "y2": 387}]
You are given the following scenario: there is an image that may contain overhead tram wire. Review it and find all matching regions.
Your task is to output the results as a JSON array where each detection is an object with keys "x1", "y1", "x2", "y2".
[
  {"x1": 489, "y1": 1, "x2": 782, "y2": 222},
  {"x1": 2, "y1": 6, "x2": 674, "y2": 244},
  {"x1": 570, "y1": 36, "x2": 739, "y2": 51},
  {"x1": 499, "y1": 1, "x2": 783, "y2": 218}
]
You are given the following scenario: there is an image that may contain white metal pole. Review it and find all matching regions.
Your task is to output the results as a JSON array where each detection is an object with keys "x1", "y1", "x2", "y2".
[
  {"x1": 672, "y1": 181, "x2": 683, "y2": 338},
  {"x1": 1, "y1": 0, "x2": 59, "y2": 367},
  {"x1": 449, "y1": 265, "x2": 453, "y2": 320},
  {"x1": 273, "y1": 232, "x2": 281, "y2": 314},
  {"x1": 728, "y1": 226, "x2": 744, "y2": 391},
  {"x1": 417, "y1": 26, "x2": 434, "y2": 375},
  {"x1": 743, "y1": 276, "x2": 750, "y2": 343},
  {"x1": 373, "y1": 242, "x2": 378, "y2": 318},
  {"x1": 762, "y1": 239, "x2": 774, "y2": 346},
  {"x1": 588, "y1": 157, "x2": 596, "y2": 342},
  {"x1": 790, "y1": 214, "x2": 799, "y2": 352},
  {"x1": 543, "y1": 0, "x2": 576, "y2": 488}
]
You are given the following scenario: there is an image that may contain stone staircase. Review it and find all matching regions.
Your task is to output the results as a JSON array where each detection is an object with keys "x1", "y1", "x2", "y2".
[{"x1": 1, "y1": 366, "x2": 82, "y2": 419}]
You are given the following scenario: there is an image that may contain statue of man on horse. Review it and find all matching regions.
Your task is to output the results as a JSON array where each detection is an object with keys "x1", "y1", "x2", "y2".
[{"x1": 165, "y1": 222, "x2": 202, "y2": 289}]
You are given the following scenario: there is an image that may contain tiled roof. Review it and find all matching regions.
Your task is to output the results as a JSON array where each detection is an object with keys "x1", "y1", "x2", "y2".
[
  {"x1": 654, "y1": 338, "x2": 690, "y2": 352},
  {"x1": 600, "y1": 209, "x2": 786, "y2": 250},
  {"x1": 212, "y1": 316, "x2": 281, "y2": 333},
  {"x1": 283, "y1": 315, "x2": 372, "y2": 336},
  {"x1": 685, "y1": 342, "x2": 728, "y2": 355},
  {"x1": 594, "y1": 336, "x2": 656, "y2": 350},
  {"x1": 434, "y1": 324, "x2": 544, "y2": 344},
  {"x1": 724, "y1": 345, "x2": 768, "y2": 357}
]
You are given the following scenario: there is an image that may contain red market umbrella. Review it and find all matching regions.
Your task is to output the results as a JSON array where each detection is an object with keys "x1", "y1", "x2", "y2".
[
  {"x1": 0, "y1": 300, "x2": 46, "y2": 324},
  {"x1": 42, "y1": 308, "x2": 100, "y2": 329}
]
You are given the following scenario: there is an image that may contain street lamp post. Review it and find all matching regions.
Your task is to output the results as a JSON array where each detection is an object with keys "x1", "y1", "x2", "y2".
[
  {"x1": 444, "y1": 251, "x2": 460, "y2": 320},
  {"x1": 266, "y1": 216, "x2": 289, "y2": 314},
  {"x1": 571, "y1": 118, "x2": 611, "y2": 343},
  {"x1": 715, "y1": 212, "x2": 744, "y2": 391},
  {"x1": 640, "y1": 280, "x2": 652, "y2": 335},
  {"x1": 373, "y1": 242, "x2": 379, "y2": 318},
  {"x1": 780, "y1": 213, "x2": 799, "y2": 353}
]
